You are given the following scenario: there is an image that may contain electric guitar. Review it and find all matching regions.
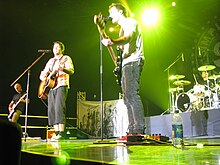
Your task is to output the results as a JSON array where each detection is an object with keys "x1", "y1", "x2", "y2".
[
  {"x1": 8, "y1": 93, "x2": 27, "y2": 119},
  {"x1": 94, "y1": 13, "x2": 122, "y2": 86},
  {"x1": 38, "y1": 57, "x2": 67, "y2": 99},
  {"x1": 113, "y1": 47, "x2": 123, "y2": 86}
]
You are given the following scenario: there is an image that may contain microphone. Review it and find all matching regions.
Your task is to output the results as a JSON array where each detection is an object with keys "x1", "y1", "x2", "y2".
[
  {"x1": 38, "y1": 49, "x2": 51, "y2": 53},
  {"x1": 198, "y1": 47, "x2": 201, "y2": 56},
  {"x1": 103, "y1": 16, "x2": 112, "y2": 21},
  {"x1": 181, "y1": 53, "x2": 184, "y2": 61}
]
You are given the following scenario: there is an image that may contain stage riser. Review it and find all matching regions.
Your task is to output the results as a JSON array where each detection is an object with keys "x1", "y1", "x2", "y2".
[{"x1": 145, "y1": 108, "x2": 220, "y2": 138}]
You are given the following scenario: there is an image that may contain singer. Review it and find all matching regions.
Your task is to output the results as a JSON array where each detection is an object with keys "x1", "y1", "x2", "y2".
[
  {"x1": 39, "y1": 41, "x2": 74, "y2": 141},
  {"x1": 101, "y1": 3, "x2": 145, "y2": 136}
]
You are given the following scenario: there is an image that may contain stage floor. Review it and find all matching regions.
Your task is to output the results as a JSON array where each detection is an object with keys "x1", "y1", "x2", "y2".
[{"x1": 21, "y1": 136, "x2": 220, "y2": 165}]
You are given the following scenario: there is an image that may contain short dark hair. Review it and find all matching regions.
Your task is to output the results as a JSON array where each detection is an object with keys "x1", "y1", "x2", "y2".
[
  {"x1": 109, "y1": 3, "x2": 128, "y2": 17},
  {"x1": 14, "y1": 83, "x2": 21, "y2": 88},
  {"x1": 53, "y1": 41, "x2": 65, "y2": 53}
]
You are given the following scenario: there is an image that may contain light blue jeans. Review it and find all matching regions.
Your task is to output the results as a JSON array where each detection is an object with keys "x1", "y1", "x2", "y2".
[{"x1": 121, "y1": 60, "x2": 145, "y2": 134}]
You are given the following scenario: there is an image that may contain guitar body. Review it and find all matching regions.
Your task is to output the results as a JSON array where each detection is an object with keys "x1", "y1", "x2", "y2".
[
  {"x1": 38, "y1": 57, "x2": 68, "y2": 99},
  {"x1": 8, "y1": 93, "x2": 27, "y2": 119},
  {"x1": 38, "y1": 78, "x2": 55, "y2": 99}
]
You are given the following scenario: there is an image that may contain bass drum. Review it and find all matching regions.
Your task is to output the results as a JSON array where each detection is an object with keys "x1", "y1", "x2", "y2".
[{"x1": 176, "y1": 93, "x2": 191, "y2": 112}]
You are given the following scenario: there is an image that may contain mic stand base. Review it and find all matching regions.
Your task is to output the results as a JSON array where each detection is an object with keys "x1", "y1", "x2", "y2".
[{"x1": 93, "y1": 139, "x2": 117, "y2": 144}]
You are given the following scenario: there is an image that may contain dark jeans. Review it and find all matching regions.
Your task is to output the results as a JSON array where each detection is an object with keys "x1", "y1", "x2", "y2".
[{"x1": 121, "y1": 60, "x2": 144, "y2": 134}]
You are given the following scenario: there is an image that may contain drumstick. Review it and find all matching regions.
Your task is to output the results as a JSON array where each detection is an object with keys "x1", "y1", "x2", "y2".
[{"x1": 193, "y1": 74, "x2": 199, "y2": 85}]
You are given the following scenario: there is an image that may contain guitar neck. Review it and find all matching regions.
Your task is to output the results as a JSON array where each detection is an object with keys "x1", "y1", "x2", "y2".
[
  {"x1": 98, "y1": 27, "x2": 117, "y2": 66},
  {"x1": 106, "y1": 47, "x2": 117, "y2": 66},
  {"x1": 12, "y1": 94, "x2": 27, "y2": 110}
]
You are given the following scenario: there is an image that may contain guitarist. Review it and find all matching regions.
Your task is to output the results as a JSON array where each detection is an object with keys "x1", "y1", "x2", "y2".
[
  {"x1": 39, "y1": 41, "x2": 74, "y2": 141},
  {"x1": 8, "y1": 83, "x2": 26, "y2": 123},
  {"x1": 101, "y1": 3, "x2": 145, "y2": 135}
]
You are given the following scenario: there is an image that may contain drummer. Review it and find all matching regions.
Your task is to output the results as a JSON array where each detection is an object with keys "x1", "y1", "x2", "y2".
[
  {"x1": 201, "y1": 71, "x2": 209, "y2": 81},
  {"x1": 192, "y1": 72, "x2": 209, "y2": 97}
]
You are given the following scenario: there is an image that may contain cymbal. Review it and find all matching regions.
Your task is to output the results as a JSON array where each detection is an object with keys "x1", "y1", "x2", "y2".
[
  {"x1": 169, "y1": 75, "x2": 185, "y2": 80},
  {"x1": 173, "y1": 80, "x2": 191, "y2": 86},
  {"x1": 208, "y1": 74, "x2": 220, "y2": 79},
  {"x1": 198, "y1": 65, "x2": 216, "y2": 71}
]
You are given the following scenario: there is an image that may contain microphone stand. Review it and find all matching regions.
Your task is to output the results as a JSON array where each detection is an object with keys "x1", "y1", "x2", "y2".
[
  {"x1": 162, "y1": 53, "x2": 183, "y2": 115},
  {"x1": 10, "y1": 52, "x2": 47, "y2": 141},
  {"x1": 93, "y1": 34, "x2": 116, "y2": 144},
  {"x1": 99, "y1": 34, "x2": 104, "y2": 141}
]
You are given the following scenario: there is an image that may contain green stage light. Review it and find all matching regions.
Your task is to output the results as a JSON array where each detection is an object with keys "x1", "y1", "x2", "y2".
[
  {"x1": 172, "y1": 1, "x2": 176, "y2": 7},
  {"x1": 141, "y1": 8, "x2": 160, "y2": 27}
]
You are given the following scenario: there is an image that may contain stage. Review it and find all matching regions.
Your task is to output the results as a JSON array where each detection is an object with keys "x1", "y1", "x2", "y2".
[
  {"x1": 20, "y1": 137, "x2": 220, "y2": 165},
  {"x1": 1, "y1": 108, "x2": 220, "y2": 164}
]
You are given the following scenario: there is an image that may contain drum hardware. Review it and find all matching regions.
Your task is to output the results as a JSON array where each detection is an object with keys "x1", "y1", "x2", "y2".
[
  {"x1": 168, "y1": 75, "x2": 186, "y2": 113},
  {"x1": 169, "y1": 87, "x2": 184, "y2": 93},
  {"x1": 169, "y1": 89, "x2": 177, "y2": 113},
  {"x1": 192, "y1": 73, "x2": 206, "y2": 99},
  {"x1": 209, "y1": 74, "x2": 220, "y2": 108},
  {"x1": 190, "y1": 94, "x2": 204, "y2": 110},
  {"x1": 187, "y1": 89, "x2": 203, "y2": 111},
  {"x1": 163, "y1": 52, "x2": 187, "y2": 114},
  {"x1": 205, "y1": 77, "x2": 213, "y2": 109},
  {"x1": 184, "y1": 85, "x2": 215, "y2": 111},
  {"x1": 192, "y1": 85, "x2": 213, "y2": 109},
  {"x1": 193, "y1": 84, "x2": 206, "y2": 97},
  {"x1": 168, "y1": 87, "x2": 185, "y2": 113}
]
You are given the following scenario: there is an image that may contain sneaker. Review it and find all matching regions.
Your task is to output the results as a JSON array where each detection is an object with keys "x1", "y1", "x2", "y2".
[
  {"x1": 55, "y1": 134, "x2": 63, "y2": 140},
  {"x1": 50, "y1": 134, "x2": 58, "y2": 141},
  {"x1": 117, "y1": 133, "x2": 133, "y2": 141},
  {"x1": 136, "y1": 133, "x2": 143, "y2": 136}
]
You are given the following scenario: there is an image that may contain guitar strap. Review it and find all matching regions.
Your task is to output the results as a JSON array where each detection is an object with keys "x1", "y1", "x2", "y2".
[
  {"x1": 119, "y1": 27, "x2": 124, "y2": 37},
  {"x1": 50, "y1": 59, "x2": 57, "y2": 72},
  {"x1": 50, "y1": 56, "x2": 65, "y2": 72}
]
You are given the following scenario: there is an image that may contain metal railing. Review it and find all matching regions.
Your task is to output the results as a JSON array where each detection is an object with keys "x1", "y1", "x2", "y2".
[{"x1": 0, "y1": 113, "x2": 77, "y2": 134}]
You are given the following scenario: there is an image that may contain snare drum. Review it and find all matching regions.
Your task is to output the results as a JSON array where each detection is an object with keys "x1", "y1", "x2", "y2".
[{"x1": 176, "y1": 93, "x2": 191, "y2": 112}]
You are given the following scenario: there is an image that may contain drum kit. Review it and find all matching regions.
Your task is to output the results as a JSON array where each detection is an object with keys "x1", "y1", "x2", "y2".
[{"x1": 169, "y1": 64, "x2": 220, "y2": 113}]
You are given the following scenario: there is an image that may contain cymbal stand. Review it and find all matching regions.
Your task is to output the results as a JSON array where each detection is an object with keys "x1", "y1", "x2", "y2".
[
  {"x1": 161, "y1": 88, "x2": 177, "y2": 116},
  {"x1": 212, "y1": 78, "x2": 219, "y2": 108},
  {"x1": 163, "y1": 53, "x2": 183, "y2": 114},
  {"x1": 205, "y1": 71, "x2": 212, "y2": 108},
  {"x1": 170, "y1": 90, "x2": 177, "y2": 112},
  {"x1": 10, "y1": 52, "x2": 47, "y2": 141}
]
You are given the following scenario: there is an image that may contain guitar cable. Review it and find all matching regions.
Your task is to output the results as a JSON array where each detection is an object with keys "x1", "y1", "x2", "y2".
[{"x1": 40, "y1": 98, "x2": 48, "y2": 108}]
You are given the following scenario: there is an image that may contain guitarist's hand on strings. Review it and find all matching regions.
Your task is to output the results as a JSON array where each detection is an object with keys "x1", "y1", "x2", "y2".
[{"x1": 8, "y1": 105, "x2": 13, "y2": 113}]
